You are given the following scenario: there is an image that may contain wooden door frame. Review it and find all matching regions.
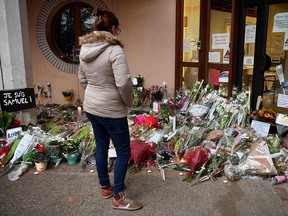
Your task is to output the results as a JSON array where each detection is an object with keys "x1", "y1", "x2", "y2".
[
  {"x1": 175, "y1": 0, "x2": 184, "y2": 91},
  {"x1": 175, "y1": 0, "x2": 210, "y2": 91},
  {"x1": 175, "y1": 0, "x2": 240, "y2": 97}
]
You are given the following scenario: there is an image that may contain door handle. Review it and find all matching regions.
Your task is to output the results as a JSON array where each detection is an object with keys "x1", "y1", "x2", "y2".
[{"x1": 262, "y1": 53, "x2": 271, "y2": 73}]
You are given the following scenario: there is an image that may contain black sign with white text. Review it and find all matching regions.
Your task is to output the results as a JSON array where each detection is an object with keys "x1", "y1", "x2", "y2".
[{"x1": 0, "y1": 88, "x2": 36, "y2": 112}]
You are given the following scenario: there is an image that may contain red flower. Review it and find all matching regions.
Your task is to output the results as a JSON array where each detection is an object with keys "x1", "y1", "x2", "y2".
[
  {"x1": 144, "y1": 116, "x2": 159, "y2": 128},
  {"x1": 11, "y1": 119, "x2": 21, "y2": 127},
  {"x1": 35, "y1": 144, "x2": 45, "y2": 153},
  {"x1": 185, "y1": 146, "x2": 210, "y2": 171}
]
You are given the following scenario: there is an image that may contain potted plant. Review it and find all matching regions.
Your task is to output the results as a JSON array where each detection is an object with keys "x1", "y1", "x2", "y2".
[
  {"x1": 60, "y1": 139, "x2": 81, "y2": 165},
  {"x1": 62, "y1": 89, "x2": 73, "y2": 105},
  {"x1": 47, "y1": 140, "x2": 62, "y2": 164},
  {"x1": 30, "y1": 144, "x2": 50, "y2": 172}
]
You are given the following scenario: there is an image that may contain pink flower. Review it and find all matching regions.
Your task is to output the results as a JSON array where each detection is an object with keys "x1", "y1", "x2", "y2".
[{"x1": 133, "y1": 116, "x2": 145, "y2": 126}]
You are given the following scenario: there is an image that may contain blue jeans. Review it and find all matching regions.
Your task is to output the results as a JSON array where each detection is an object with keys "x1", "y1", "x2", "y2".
[{"x1": 86, "y1": 112, "x2": 130, "y2": 194}]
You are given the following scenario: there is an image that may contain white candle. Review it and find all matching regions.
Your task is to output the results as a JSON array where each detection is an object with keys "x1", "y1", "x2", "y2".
[
  {"x1": 173, "y1": 116, "x2": 176, "y2": 131},
  {"x1": 77, "y1": 106, "x2": 82, "y2": 115}
]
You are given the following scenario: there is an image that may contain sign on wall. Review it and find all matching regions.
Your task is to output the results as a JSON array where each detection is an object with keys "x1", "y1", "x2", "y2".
[
  {"x1": 245, "y1": 25, "x2": 256, "y2": 43},
  {"x1": 212, "y1": 33, "x2": 230, "y2": 49},
  {"x1": 273, "y1": 12, "x2": 288, "y2": 32},
  {"x1": 0, "y1": 88, "x2": 36, "y2": 112}
]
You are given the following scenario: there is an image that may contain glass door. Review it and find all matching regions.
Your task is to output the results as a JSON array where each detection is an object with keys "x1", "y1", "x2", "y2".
[
  {"x1": 263, "y1": 3, "x2": 288, "y2": 113},
  {"x1": 182, "y1": 0, "x2": 200, "y2": 88},
  {"x1": 238, "y1": 1, "x2": 288, "y2": 111},
  {"x1": 242, "y1": 10, "x2": 257, "y2": 91},
  {"x1": 208, "y1": 4, "x2": 232, "y2": 93},
  {"x1": 176, "y1": 0, "x2": 201, "y2": 90}
]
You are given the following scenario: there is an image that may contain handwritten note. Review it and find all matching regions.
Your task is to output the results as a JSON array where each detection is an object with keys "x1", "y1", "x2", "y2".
[
  {"x1": 277, "y1": 94, "x2": 288, "y2": 108},
  {"x1": 251, "y1": 120, "x2": 270, "y2": 137},
  {"x1": 6, "y1": 127, "x2": 22, "y2": 143},
  {"x1": 0, "y1": 88, "x2": 36, "y2": 112}
]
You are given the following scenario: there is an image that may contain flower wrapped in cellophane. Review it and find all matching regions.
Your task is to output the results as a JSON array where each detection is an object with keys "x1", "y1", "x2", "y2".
[{"x1": 132, "y1": 74, "x2": 149, "y2": 107}]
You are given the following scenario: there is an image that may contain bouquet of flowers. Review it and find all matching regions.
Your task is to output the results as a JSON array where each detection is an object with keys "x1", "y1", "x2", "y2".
[
  {"x1": 62, "y1": 89, "x2": 73, "y2": 105},
  {"x1": 132, "y1": 75, "x2": 149, "y2": 107},
  {"x1": 134, "y1": 74, "x2": 144, "y2": 87},
  {"x1": 30, "y1": 144, "x2": 50, "y2": 163},
  {"x1": 251, "y1": 108, "x2": 277, "y2": 124},
  {"x1": 150, "y1": 85, "x2": 164, "y2": 102}
]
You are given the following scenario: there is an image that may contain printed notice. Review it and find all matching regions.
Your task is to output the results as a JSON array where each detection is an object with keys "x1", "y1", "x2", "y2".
[
  {"x1": 285, "y1": 30, "x2": 288, "y2": 50},
  {"x1": 251, "y1": 120, "x2": 270, "y2": 137},
  {"x1": 208, "y1": 52, "x2": 220, "y2": 63},
  {"x1": 183, "y1": 39, "x2": 191, "y2": 52},
  {"x1": 223, "y1": 48, "x2": 230, "y2": 64},
  {"x1": 273, "y1": 12, "x2": 288, "y2": 32},
  {"x1": 277, "y1": 94, "x2": 288, "y2": 108},
  {"x1": 276, "y1": 113, "x2": 288, "y2": 126},
  {"x1": 244, "y1": 56, "x2": 254, "y2": 65},
  {"x1": 212, "y1": 33, "x2": 230, "y2": 49},
  {"x1": 245, "y1": 25, "x2": 256, "y2": 43}
]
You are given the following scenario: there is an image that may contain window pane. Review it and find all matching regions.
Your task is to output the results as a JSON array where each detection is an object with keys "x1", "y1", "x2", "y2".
[
  {"x1": 183, "y1": 0, "x2": 200, "y2": 62},
  {"x1": 54, "y1": 7, "x2": 75, "y2": 61},
  {"x1": 183, "y1": 67, "x2": 198, "y2": 88},
  {"x1": 53, "y1": 4, "x2": 93, "y2": 63},
  {"x1": 209, "y1": 10, "x2": 232, "y2": 64},
  {"x1": 80, "y1": 6, "x2": 95, "y2": 35},
  {"x1": 242, "y1": 12, "x2": 257, "y2": 90}
]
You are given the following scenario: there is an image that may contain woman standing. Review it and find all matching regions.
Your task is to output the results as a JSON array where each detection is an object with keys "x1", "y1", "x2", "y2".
[{"x1": 78, "y1": 9, "x2": 142, "y2": 211}]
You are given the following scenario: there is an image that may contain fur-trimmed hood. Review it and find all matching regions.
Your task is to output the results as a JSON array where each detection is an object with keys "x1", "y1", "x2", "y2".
[{"x1": 79, "y1": 31, "x2": 123, "y2": 63}]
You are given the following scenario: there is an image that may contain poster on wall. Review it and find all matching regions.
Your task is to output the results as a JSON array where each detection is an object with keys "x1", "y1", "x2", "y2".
[
  {"x1": 211, "y1": 69, "x2": 220, "y2": 85},
  {"x1": 273, "y1": 12, "x2": 288, "y2": 51},
  {"x1": 245, "y1": 25, "x2": 256, "y2": 43},
  {"x1": 183, "y1": 39, "x2": 191, "y2": 52},
  {"x1": 0, "y1": 88, "x2": 36, "y2": 112},
  {"x1": 212, "y1": 33, "x2": 230, "y2": 49},
  {"x1": 277, "y1": 94, "x2": 288, "y2": 108},
  {"x1": 244, "y1": 56, "x2": 254, "y2": 65},
  {"x1": 219, "y1": 71, "x2": 229, "y2": 83},
  {"x1": 223, "y1": 48, "x2": 230, "y2": 64},
  {"x1": 208, "y1": 52, "x2": 220, "y2": 63},
  {"x1": 284, "y1": 30, "x2": 288, "y2": 50},
  {"x1": 273, "y1": 12, "x2": 288, "y2": 32}
]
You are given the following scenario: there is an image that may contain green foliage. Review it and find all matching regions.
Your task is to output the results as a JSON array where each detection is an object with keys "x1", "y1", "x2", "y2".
[
  {"x1": 2, "y1": 137, "x2": 22, "y2": 165},
  {"x1": 48, "y1": 125, "x2": 66, "y2": 135},
  {"x1": 0, "y1": 111, "x2": 16, "y2": 133},
  {"x1": 61, "y1": 140, "x2": 80, "y2": 154},
  {"x1": 30, "y1": 150, "x2": 49, "y2": 163},
  {"x1": 40, "y1": 118, "x2": 61, "y2": 132}
]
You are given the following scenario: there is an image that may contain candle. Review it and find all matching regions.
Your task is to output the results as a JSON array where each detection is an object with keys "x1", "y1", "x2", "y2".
[
  {"x1": 172, "y1": 116, "x2": 176, "y2": 131},
  {"x1": 77, "y1": 106, "x2": 82, "y2": 115}
]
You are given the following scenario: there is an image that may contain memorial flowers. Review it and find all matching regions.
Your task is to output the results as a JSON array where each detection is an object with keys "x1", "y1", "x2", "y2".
[
  {"x1": 132, "y1": 74, "x2": 149, "y2": 107},
  {"x1": 252, "y1": 109, "x2": 277, "y2": 124},
  {"x1": 150, "y1": 85, "x2": 164, "y2": 102},
  {"x1": 62, "y1": 89, "x2": 73, "y2": 105},
  {"x1": 134, "y1": 74, "x2": 144, "y2": 87},
  {"x1": 30, "y1": 144, "x2": 50, "y2": 163}
]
